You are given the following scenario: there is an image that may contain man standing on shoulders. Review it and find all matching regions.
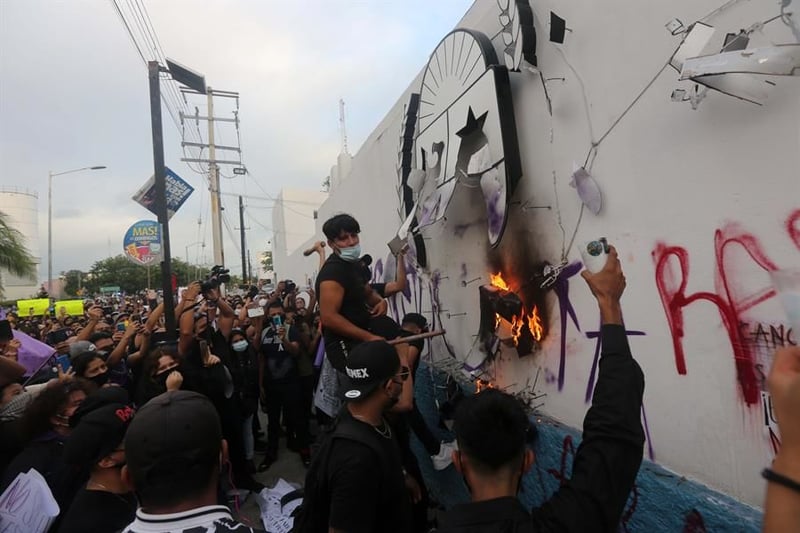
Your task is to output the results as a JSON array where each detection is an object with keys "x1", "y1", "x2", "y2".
[
  {"x1": 438, "y1": 246, "x2": 645, "y2": 532},
  {"x1": 316, "y1": 214, "x2": 385, "y2": 372},
  {"x1": 294, "y1": 341, "x2": 418, "y2": 533},
  {"x1": 121, "y1": 390, "x2": 264, "y2": 532}
]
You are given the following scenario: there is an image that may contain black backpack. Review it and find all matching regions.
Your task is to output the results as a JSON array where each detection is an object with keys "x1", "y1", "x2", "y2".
[{"x1": 292, "y1": 415, "x2": 394, "y2": 533}]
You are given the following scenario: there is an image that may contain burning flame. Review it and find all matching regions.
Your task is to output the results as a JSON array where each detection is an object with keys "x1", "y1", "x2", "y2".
[
  {"x1": 475, "y1": 378, "x2": 496, "y2": 393},
  {"x1": 490, "y1": 272, "x2": 510, "y2": 291},
  {"x1": 528, "y1": 306, "x2": 543, "y2": 342},
  {"x1": 490, "y1": 272, "x2": 545, "y2": 345}
]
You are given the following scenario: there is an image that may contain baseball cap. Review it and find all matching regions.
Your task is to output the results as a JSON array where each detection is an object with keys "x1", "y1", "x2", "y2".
[
  {"x1": 125, "y1": 391, "x2": 222, "y2": 487},
  {"x1": 69, "y1": 340, "x2": 96, "y2": 360},
  {"x1": 63, "y1": 403, "x2": 135, "y2": 466},
  {"x1": 70, "y1": 386, "x2": 131, "y2": 427},
  {"x1": 341, "y1": 341, "x2": 400, "y2": 401}
]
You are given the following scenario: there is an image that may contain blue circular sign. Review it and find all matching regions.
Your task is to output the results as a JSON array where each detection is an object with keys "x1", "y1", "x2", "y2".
[{"x1": 123, "y1": 220, "x2": 162, "y2": 265}]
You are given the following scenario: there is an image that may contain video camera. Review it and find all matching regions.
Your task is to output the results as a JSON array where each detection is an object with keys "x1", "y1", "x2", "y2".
[
  {"x1": 282, "y1": 279, "x2": 297, "y2": 297},
  {"x1": 200, "y1": 265, "x2": 231, "y2": 294}
]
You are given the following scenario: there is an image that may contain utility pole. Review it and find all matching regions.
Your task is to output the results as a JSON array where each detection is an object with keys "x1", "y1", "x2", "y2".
[
  {"x1": 238, "y1": 195, "x2": 247, "y2": 284},
  {"x1": 180, "y1": 87, "x2": 242, "y2": 271},
  {"x1": 207, "y1": 86, "x2": 224, "y2": 268}
]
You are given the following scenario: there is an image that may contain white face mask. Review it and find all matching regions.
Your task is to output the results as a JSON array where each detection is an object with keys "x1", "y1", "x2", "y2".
[{"x1": 232, "y1": 340, "x2": 249, "y2": 352}]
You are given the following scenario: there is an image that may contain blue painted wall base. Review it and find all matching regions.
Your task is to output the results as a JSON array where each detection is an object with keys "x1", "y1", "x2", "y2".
[{"x1": 411, "y1": 363, "x2": 763, "y2": 532}]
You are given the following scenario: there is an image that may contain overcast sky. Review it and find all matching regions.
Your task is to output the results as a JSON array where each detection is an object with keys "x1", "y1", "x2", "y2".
[{"x1": 0, "y1": 0, "x2": 472, "y2": 280}]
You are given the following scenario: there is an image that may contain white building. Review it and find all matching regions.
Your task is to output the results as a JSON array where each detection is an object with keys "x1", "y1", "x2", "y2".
[
  {"x1": 283, "y1": 0, "x2": 800, "y2": 513},
  {"x1": 0, "y1": 188, "x2": 41, "y2": 300},
  {"x1": 271, "y1": 188, "x2": 328, "y2": 285}
]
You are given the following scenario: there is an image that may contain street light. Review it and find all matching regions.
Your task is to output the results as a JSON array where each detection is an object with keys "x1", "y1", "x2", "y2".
[
  {"x1": 48, "y1": 166, "x2": 106, "y2": 295},
  {"x1": 149, "y1": 58, "x2": 206, "y2": 342}
]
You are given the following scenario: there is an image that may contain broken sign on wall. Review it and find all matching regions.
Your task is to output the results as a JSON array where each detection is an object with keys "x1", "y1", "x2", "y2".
[
  {"x1": 413, "y1": 28, "x2": 523, "y2": 248},
  {"x1": 668, "y1": 8, "x2": 800, "y2": 107}
]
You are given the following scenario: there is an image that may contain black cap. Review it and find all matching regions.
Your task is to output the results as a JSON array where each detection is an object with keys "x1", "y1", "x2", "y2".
[
  {"x1": 125, "y1": 391, "x2": 222, "y2": 487},
  {"x1": 402, "y1": 313, "x2": 428, "y2": 330},
  {"x1": 70, "y1": 386, "x2": 131, "y2": 428},
  {"x1": 341, "y1": 341, "x2": 400, "y2": 401},
  {"x1": 63, "y1": 403, "x2": 135, "y2": 466}
]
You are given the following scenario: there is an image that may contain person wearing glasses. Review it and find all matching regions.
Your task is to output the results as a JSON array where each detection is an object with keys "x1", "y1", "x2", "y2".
[{"x1": 294, "y1": 341, "x2": 418, "y2": 533}]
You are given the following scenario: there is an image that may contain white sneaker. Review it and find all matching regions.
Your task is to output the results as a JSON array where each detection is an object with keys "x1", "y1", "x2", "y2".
[{"x1": 431, "y1": 441, "x2": 457, "y2": 471}]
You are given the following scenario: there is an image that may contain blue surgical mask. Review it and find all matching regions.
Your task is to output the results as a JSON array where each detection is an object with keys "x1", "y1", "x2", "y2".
[
  {"x1": 338, "y1": 244, "x2": 361, "y2": 262},
  {"x1": 232, "y1": 340, "x2": 249, "y2": 352}
]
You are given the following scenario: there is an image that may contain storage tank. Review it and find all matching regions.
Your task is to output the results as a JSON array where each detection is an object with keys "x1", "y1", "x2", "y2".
[{"x1": 0, "y1": 188, "x2": 41, "y2": 300}]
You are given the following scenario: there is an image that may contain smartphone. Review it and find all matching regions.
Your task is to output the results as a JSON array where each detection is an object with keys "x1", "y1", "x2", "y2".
[
  {"x1": 247, "y1": 307, "x2": 265, "y2": 318},
  {"x1": 46, "y1": 328, "x2": 71, "y2": 346},
  {"x1": 55, "y1": 354, "x2": 71, "y2": 373},
  {"x1": 199, "y1": 340, "x2": 209, "y2": 357},
  {"x1": 272, "y1": 315, "x2": 283, "y2": 328},
  {"x1": 116, "y1": 323, "x2": 126, "y2": 333}
]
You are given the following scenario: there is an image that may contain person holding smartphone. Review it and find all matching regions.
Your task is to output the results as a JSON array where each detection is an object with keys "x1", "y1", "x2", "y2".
[{"x1": 253, "y1": 301, "x2": 305, "y2": 470}]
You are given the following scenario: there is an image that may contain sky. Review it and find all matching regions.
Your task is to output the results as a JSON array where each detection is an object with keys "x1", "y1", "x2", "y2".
[{"x1": 0, "y1": 0, "x2": 473, "y2": 281}]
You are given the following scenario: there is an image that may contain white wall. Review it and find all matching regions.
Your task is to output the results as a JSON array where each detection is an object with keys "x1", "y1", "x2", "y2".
[
  {"x1": 286, "y1": 0, "x2": 800, "y2": 506},
  {"x1": 271, "y1": 188, "x2": 328, "y2": 284},
  {"x1": 0, "y1": 189, "x2": 41, "y2": 299}
]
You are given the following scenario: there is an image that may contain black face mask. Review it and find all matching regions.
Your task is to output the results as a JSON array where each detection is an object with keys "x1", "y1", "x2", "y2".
[{"x1": 90, "y1": 372, "x2": 109, "y2": 387}]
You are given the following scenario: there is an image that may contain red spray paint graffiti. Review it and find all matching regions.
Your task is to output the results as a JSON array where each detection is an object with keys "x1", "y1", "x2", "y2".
[{"x1": 652, "y1": 209, "x2": 799, "y2": 406}]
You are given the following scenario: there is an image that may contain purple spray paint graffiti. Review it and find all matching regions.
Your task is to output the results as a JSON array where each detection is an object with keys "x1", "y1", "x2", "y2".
[{"x1": 552, "y1": 262, "x2": 583, "y2": 390}]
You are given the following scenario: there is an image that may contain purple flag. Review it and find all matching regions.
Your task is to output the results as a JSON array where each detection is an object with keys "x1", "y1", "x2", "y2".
[{"x1": 13, "y1": 330, "x2": 55, "y2": 375}]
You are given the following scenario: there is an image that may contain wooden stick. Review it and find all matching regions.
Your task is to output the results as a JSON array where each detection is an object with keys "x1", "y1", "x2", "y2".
[
  {"x1": 388, "y1": 329, "x2": 446, "y2": 345},
  {"x1": 303, "y1": 241, "x2": 326, "y2": 256}
]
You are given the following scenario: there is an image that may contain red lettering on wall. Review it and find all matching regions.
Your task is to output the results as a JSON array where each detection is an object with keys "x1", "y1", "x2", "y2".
[{"x1": 652, "y1": 210, "x2": 799, "y2": 406}]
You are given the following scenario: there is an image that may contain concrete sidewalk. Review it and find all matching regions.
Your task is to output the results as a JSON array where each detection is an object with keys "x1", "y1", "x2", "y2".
[{"x1": 232, "y1": 413, "x2": 311, "y2": 530}]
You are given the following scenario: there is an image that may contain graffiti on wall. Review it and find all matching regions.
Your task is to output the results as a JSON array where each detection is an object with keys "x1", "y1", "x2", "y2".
[{"x1": 651, "y1": 208, "x2": 800, "y2": 406}]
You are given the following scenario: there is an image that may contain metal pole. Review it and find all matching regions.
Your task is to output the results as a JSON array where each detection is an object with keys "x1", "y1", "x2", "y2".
[
  {"x1": 207, "y1": 87, "x2": 225, "y2": 268},
  {"x1": 239, "y1": 195, "x2": 247, "y2": 283},
  {"x1": 148, "y1": 61, "x2": 177, "y2": 339},
  {"x1": 47, "y1": 171, "x2": 52, "y2": 295}
]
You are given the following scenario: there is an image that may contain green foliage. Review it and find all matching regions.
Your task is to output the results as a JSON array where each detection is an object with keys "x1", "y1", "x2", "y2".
[
  {"x1": 82, "y1": 256, "x2": 209, "y2": 295},
  {"x1": 0, "y1": 211, "x2": 37, "y2": 297},
  {"x1": 261, "y1": 251, "x2": 273, "y2": 271}
]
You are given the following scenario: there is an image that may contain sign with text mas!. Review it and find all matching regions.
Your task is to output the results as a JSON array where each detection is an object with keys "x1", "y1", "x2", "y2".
[
  {"x1": 132, "y1": 167, "x2": 194, "y2": 219},
  {"x1": 123, "y1": 220, "x2": 162, "y2": 266}
]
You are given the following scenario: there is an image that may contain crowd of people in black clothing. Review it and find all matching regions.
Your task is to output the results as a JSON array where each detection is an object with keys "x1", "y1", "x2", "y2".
[{"x1": 0, "y1": 212, "x2": 798, "y2": 532}]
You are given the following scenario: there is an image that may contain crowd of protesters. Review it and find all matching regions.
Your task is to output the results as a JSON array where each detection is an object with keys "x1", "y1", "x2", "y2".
[{"x1": 0, "y1": 212, "x2": 798, "y2": 532}]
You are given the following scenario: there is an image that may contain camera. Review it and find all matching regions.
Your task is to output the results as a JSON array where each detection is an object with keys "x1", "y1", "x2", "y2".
[
  {"x1": 283, "y1": 279, "x2": 297, "y2": 297},
  {"x1": 200, "y1": 265, "x2": 231, "y2": 294}
]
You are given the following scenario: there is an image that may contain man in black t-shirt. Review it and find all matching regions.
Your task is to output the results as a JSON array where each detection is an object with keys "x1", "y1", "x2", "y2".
[
  {"x1": 255, "y1": 301, "x2": 306, "y2": 470},
  {"x1": 59, "y1": 403, "x2": 137, "y2": 533},
  {"x1": 315, "y1": 214, "x2": 386, "y2": 372},
  {"x1": 294, "y1": 341, "x2": 416, "y2": 533}
]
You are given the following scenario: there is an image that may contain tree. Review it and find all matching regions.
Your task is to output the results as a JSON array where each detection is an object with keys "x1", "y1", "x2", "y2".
[
  {"x1": 0, "y1": 211, "x2": 36, "y2": 297},
  {"x1": 261, "y1": 251, "x2": 273, "y2": 272},
  {"x1": 83, "y1": 255, "x2": 208, "y2": 295},
  {"x1": 62, "y1": 269, "x2": 86, "y2": 297}
]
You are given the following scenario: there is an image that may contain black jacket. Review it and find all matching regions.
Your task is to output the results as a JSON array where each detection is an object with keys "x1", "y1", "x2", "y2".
[{"x1": 439, "y1": 324, "x2": 645, "y2": 533}]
